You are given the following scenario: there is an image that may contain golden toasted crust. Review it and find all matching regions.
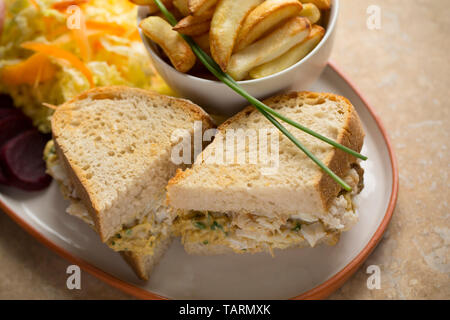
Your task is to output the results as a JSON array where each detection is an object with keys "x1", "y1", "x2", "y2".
[
  {"x1": 167, "y1": 91, "x2": 365, "y2": 211},
  {"x1": 120, "y1": 236, "x2": 172, "y2": 281},
  {"x1": 52, "y1": 86, "x2": 214, "y2": 241},
  {"x1": 120, "y1": 251, "x2": 148, "y2": 280},
  {"x1": 53, "y1": 86, "x2": 215, "y2": 132},
  {"x1": 316, "y1": 94, "x2": 365, "y2": 209}
]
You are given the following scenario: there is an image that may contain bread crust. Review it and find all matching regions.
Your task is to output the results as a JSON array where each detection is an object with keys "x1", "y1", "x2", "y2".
[
  {"x1": 53, "y1": 86, "x2": 215, "y2": 134},
  {"x1": 316, "y1": 93, "x2": 365, "y2": 209},
  {"x1": 120, "y1": 236, "x2": 172, "y2": 281},
  {"x1": 167, "y1": 91, "x2": 365, "y2": 212},
  {"x1": 52, "y1": 86, "x2": 215, "y2": 242}
]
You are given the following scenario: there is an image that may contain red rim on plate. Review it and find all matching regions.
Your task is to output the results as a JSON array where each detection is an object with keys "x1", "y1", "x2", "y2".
[{"x1": 0, "y1": 62, "x2": 398, "y2": 300}]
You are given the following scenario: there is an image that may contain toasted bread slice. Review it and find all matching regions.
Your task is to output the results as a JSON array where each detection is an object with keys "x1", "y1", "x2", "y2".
[
  {"x1": 168, "y1": 92, "x2": 364, "y2": 216},
  {"x1": 49, "y1": 86, "x2": 214, "y2": 279},
  {"x1": 44, "y1": 168, "x2": 172, "y2": 281},
  {"x1": 52, "y1": 86, "x2": 214, "y2": 242},
  {"x1": 168, "y1": 92, "x2": 365, "y2": 254}
]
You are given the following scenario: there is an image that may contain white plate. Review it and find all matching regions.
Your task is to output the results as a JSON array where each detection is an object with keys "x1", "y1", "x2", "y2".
[{"x1": 0, "y1": 63, "x2": 398, "y2": 300}]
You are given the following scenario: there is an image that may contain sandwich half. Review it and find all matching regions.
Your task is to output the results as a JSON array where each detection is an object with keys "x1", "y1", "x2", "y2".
[
  {"x1": 45, "y1": 86, "x2": 214, "y2": 279},
  {"x1": 167, "y1": 92, "x2": 365, "y2": 255}
]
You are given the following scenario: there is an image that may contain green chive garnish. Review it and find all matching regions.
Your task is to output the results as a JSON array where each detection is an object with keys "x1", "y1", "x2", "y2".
[
  {"x1": 193, "y1": 221, "x2": 206, "y2": 229},
  {"x1": 292, "y1": 223, "x2": 302, "y2": 232},
  {"x1": 151, "y1": 0, "x2": 367, "y2": 192},
  {"x1": 211, "y1": 221, "x2": 223, "y2": 231}
]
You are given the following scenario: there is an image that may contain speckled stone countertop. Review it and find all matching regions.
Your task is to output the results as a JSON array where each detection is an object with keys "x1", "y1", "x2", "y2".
[{"x1": 0, "y1": 0, "x2": 448, "y2": 299}]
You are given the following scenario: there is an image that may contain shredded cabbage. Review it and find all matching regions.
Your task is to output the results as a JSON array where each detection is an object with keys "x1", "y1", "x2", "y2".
[{"x1": 0, "y1": 0, "x2": 174, "y2": 132}]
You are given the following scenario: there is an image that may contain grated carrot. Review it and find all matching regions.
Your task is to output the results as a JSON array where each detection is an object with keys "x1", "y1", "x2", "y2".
[
  {"x1": 51, "y1": 0, "x2": 89, "y2": 11},
  {"x1": 1, "y1": 53, "x2": 57, "y2": 85},
  {"x1": 29, "y1": 0, "x2": 40, "y2": 11},
  {"x1": 85, "y1": 21, "x2": 141, "y2": 41},
  {"x1": 45, "y1": 19, "x2": 67, "y2": 40},
  {"x1": 21, "y1": 42, "x2": 95, "y2": 88},
  {"x1": 127, "y1": 29, "x2": 141, "y2": 41},
  {"x1": 52, "y1": 30, "x2": 103, "y2": 45},
  {"x1": 71, "y1": 10, "x2": 91, "y2": 61},
  {"x1": 85, "y1": 21, "x2": 127, "y2": 36}
]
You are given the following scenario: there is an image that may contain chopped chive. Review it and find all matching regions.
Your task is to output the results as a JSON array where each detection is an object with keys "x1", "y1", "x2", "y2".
[
  {"x1": 211, "y1": 221, "x2": 223, "y2": 231},
  {"x1": 125, "y1": 229, "x2": 132, "y2": 235},
  {"x1": 207, "y1": 212, "x2": 212, "y2": 225},
  {"x1": 193, "y1": 221, "x2": 206, "y2": 229},
  {"x1": 203, "y1": 240, "x2": 209, "y2": 245},
  {"x1": 292, "y1": 223, "x2": 302, "y2": 232}
]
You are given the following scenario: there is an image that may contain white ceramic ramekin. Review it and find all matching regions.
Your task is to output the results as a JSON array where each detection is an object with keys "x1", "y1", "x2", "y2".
[{"x1": 138, "y1": 0, "x2": 339, "y2": 116}]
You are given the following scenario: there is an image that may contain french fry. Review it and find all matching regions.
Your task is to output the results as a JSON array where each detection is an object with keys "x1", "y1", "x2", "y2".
[
  {"x1": 227, "y1": 17, "x2": 311, "y2": 81},
  {"x1": 140, "y1": 16, "x2": 196, "y2": 72},
  {"x1": 173, "y1": 14, "x2": 211, "y2": 36},
  {"x1": 210, "y1": 0, "x2": 263, "y2": 71},
  {"x1": 173, "y1": 0, "x2": 190, "y2": 16},
  {"x1": 194, "y1": 32, "x2": 210, "y2": 54},
  {"x1": 249, "y1": 25, "x2": 325, "y2": 79},
  {"x1": 129, "y1": 0, "x2": 173, "y2": 14},
  {"x1": 301, "y1": 0, "x2": 330, "y2": 10},
  {"x1": 300, "y1": 3, "x2": 321, "y2": 24},
  {"x1": 235, "y1": 0, "x2": 303, "y2": 52},
  {"x1": 188, "y1": 0, "x2": 218, "y2": 16}
]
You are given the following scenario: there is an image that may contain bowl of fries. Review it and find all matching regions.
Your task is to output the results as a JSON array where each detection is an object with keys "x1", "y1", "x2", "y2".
[{"x1": 137, "y1": 0, "x2": 339, "y2": 116}]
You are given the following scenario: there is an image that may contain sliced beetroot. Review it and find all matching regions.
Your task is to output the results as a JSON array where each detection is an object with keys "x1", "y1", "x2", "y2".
[
  {"x1": 0, "y1": 108, "x2": 24, "y2": 120},
  {"x1": 0, "y1": 95, "x2": 14, "y2": 108},
  {"x1": 0, "y1": 114, "x2": 32, "y2": 148},
  {"x1": 0, "y1": 164, "x2": 7, "y2": 185},
  {"x1": 0, "y1": 129, "x2": 51, "y2": 191}
]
